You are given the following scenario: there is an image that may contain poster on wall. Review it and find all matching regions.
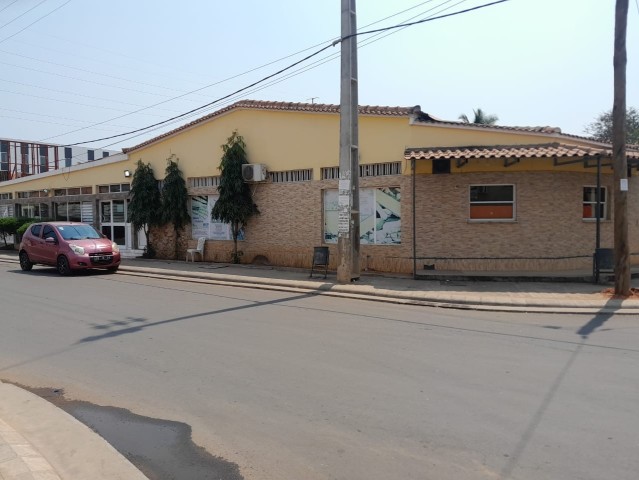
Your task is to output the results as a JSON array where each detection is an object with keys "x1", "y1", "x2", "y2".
[
  {"x1": 324, "y1": 190, "x2": 339, "y2": 243},
  {"x1": 191, "y1": 196, "x2": 210, "y2": 238},
  {"x1": 191, "y1": 195, "x2": 241, "y2": 241},
  {"x1": 323, "y1": 187, "x2": 401, "y2": 245}
]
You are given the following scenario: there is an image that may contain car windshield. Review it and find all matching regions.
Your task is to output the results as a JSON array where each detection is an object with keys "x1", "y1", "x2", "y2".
[{"x1": 57, "y1": 225, "x2": 102, "y2": 240}]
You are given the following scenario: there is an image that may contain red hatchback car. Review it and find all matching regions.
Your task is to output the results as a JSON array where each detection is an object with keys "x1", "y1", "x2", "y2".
[{"x1": 19, "y1": 222, "x2": 121, "y2": 275}]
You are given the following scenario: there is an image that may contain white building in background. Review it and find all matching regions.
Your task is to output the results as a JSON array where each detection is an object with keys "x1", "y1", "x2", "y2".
[{"x1": 0, "y1": 138, "x2": 119, "y2": 182}]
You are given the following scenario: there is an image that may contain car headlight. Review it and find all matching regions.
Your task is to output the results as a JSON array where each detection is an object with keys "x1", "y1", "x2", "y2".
[
  {"x1": 112, "y1": 242, "x2": 120, "y2": 253},
  {"x1": 69, "y1": 244, "x2": 85, "y2": 255}
]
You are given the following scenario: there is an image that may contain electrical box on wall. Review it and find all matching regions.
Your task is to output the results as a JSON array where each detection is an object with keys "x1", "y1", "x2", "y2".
[{"x1": 242, "y1": 163, "x2": 268, "y2": 182}]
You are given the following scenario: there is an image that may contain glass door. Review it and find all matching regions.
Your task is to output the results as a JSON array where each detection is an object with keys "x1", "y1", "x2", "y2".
[{"x1": 100, "y1": 200, "x2": 129, "y2": 247}]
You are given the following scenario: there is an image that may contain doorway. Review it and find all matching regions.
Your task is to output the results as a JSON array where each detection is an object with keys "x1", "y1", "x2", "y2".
[{"x1": 100, "y1": 200, "x2": 129, "y2": 247}]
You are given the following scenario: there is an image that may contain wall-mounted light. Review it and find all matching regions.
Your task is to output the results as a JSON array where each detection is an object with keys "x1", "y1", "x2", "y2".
[
  {"x1": 43, "y1": 189, "x2": 49, "y2": 194},
  {"x1": 124, "y1": 169, "x2": 131, "y2": 178}
]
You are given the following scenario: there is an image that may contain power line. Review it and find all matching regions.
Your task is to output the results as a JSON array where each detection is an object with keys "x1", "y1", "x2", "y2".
[
  {"x1": 343, "y1": 0, "x2": 508, "y2": 41},
  {"x1": 0, "y1": 0, "x2": 72, "y2": 45},
  {"x1": 0, "y1": 49, "x2": 213, "y2": 99},
  {"x1": 0, "y1": 0, "x2": 49, "y2": 30},
  {"x1": 0, "y1": 114, "x2": 130, "y2": 132},
  {"x1": 37, "y1": 0, "x2": 449, "y2": 142},
  {"x1": 0, "y1": 0, "x2": 21, "y2": 15},
  {"x1": 85, "y1": 1, "x2": 473, "y2": 152},
  {"x1": 0, "y1": 87, "x2": 172, "y2": 116},
  {"x1": 61, "y1": 0, "x2": 510, "y2": 148},
  {"x1": 0, "y1": 78, "x2": 184, "y2": 113},
  {"x1": 0, "y1": 106, "x2": 135, "y2": 128},
  {"x1": 0, "y1": 60, "x2": 202, "y2": 99},
  {"x1": 52, "y1": 0, "x2": 473, "y2": 149}
]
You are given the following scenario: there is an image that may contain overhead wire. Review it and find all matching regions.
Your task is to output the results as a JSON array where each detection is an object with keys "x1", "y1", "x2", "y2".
[
  {"x1": 0, "y1": 87, "x2": 173, "y2": 116},
  {"x1": 0, "y1": 0, "x2": 71, "y2": 45},
  {"x1": 0, "y1": 49, "x2": 214, "y2": 98},
  {"x1": 61, "y1": 0, "x2": 509, "y2": 147},
  {"x1": 0, "y1": 0, "x2": 21, "y2": 15},
  {"x1": 0, "y1": 0, "x2": 49, "y2": 30},
  {"x1": 0, "y1": 78, "x2": 185, "y2": 113},
  {"x1": 37, "y1": 0, "x2": 452, "y2": 142},
  {"x1": 0, "y1": 59, "x2": 204, "y2": 99}
]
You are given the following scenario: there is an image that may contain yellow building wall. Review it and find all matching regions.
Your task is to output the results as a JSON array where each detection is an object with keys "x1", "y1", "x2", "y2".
[
  {"x1": 0, "y1": 156, "x2": 132, "y2": 197},
  {"x1": 0, "y1": 107, "x2": 606, "y2": 197}
]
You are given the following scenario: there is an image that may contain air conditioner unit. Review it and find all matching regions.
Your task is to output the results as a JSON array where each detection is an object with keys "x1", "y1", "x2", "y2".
[{"x1": 242, "y1": 163, "x2": 267, "y2": 182}]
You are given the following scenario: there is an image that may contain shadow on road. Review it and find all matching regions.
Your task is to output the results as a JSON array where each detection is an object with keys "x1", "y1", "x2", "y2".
[
  {"x1": 76, "y1": 291, "x2": 320, "y2": 344},
  {"x1": 500, "y1": 299, "x2": 620, "y2": 479}
]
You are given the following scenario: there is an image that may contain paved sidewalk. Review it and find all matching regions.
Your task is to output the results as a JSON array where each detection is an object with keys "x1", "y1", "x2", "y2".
[
  {"x1": 0, "y1": 381, "x2": 147, "y2": 480},
  {"x1": 113, "y1": 256, "x2": 639, "y2": 314},
  {"x1": 1, "y1": 252, "x2": 638, "y2": 480}
]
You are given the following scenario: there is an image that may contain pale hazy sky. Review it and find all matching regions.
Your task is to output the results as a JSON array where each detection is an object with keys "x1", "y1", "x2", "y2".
[{"x1": 0, "y1": 0, "x2": 637, "y2": 151}]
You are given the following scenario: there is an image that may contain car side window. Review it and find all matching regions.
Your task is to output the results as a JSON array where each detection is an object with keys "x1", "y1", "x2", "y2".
[
  {"x1": 42, "y1": 225, "x2": 57, "y2": 241},
  {"x1": 30, "y1": 224, "x2": 42, "y2": 237}
]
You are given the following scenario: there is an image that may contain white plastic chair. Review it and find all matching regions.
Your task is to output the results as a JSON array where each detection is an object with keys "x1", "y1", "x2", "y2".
[{"x1": 186, "y1": 237, "x2": 206, "y2": 262}]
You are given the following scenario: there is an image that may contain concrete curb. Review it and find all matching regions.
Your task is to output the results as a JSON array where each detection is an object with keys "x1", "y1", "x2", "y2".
[
  {"x1": 2, "y1": 255, "x2": 638, "y2": 314},
  {"x1": 116, "y1": 265, "x2": 639, "y2": 315},
  {"x1": 0, "y1": 381, "x2": 148, "y2": 480}
]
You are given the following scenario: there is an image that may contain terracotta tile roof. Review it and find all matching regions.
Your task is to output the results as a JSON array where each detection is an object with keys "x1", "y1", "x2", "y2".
[
  {"x1": 122, "y1": 100, "x2": 618, "y2": 154},
  {"x1": 123, "y1": 100, "x2": 413, "y2": 153},
  {"x1": 404, "y1": 143, "x2": 639, "y2": 161}
]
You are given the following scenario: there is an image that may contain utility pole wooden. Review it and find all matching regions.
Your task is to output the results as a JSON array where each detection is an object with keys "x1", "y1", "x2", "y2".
[
  {"x1": 337, "y1": 0, "x2": 360, "y2": 283},
  {"x1": 613, "y1": 0, "x2": 630, "y2": 295}
]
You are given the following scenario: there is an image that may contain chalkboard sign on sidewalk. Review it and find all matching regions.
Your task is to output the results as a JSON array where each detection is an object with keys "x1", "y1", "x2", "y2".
[{"x1": 310, "y1": 246, "x2": 329, "y2": 279}]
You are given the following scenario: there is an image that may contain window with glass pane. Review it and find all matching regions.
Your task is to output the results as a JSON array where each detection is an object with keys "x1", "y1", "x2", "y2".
[
  {"x1": 112, "y1": 200, "x2": 125, "y2": 222},
  {"x1": 55, "y1": 202, "x2": 68, "y2": 221},
  {"x1": 68, "y1": 202, "x2": 81, "y2": 222},
  {"x1": 583, "y1": 186, "x2": 607, "y2": 219},
  {"x1": 40, "y1": 203, "x2": 49, "y2": 219},
  {"x1": 469, "y1": 185, "x2": 515, "y2": 220}
]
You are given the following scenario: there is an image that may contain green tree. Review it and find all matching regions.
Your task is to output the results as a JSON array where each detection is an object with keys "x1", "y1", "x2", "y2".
[
  {"x1": 585, "y1": 107, "x2": 639, "y2": 144},
  {"x1": 459, "y1": 108, "x2": 499, "y2": 125},
  {"x1": 0, "y1": 217, "x2": 18, "y2": 248},
  {"x1": 211, "y1": 131, "x2": 259, "y2": 263},
  {"x1": 128, "y1": 160, "x2": 161, "y2": 258},
  {"x1": 160, "y1": 155, "x2": 190, "y2": 260}
]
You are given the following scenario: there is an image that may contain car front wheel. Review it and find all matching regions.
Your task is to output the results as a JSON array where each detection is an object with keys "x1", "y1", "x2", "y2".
[
  {"x1": 19, "y1": 251, "x2": 33, "y2": 271},
  {"x1": 57, "y1": 255, "x2": 72, "y2": 276}
]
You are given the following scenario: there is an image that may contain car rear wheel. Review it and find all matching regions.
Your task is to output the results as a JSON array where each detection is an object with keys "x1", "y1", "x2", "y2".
[
  {"x1": 57, "y1": 255, "x2": 72, "y2": 276},
  {"x1": 19, "y1": 251, "x2": 33, "y2": 271}
]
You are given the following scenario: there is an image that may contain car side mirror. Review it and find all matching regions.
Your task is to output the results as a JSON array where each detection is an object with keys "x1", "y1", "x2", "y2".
[{"x1": 45, "y1": 237, "x2": 57, "y2": 244}]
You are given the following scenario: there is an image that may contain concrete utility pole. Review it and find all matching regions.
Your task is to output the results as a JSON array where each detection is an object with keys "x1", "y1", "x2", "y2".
[
  {"x1": 613, "y1": 0, "x2": 630, "y2": 295},
  {"x1": 337, "y1": 0, "x2": 360, "y2": 283}
]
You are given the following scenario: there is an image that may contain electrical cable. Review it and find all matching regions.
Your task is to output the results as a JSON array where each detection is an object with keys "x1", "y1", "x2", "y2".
[
  {"x1": 37, "y1": 0, "x2": 458, "y2": 142},
  {"x1": 0, "y1": 0, "x2": 71, "y2": 45},
  {"x1": 0, "y1": 87, "x2": 173, "y2": 116},
  {"x1": 0, "y1": 0, "x2": 20, "y2": 15},
  {"x1": 0, "y1": 0, "x2": 49, "y2": 30},
  {"x1": 0, "y1": 106, "x2": 135, "y2": 126},
  {"x1": 60, "y1": 0, "x2": 476, "y2": 152},
  {"x1": 0, "y1": 59, "x2": 203, "y2": 99},
  {"x1": 0, "y1": 49, "x2": 214, "y2": 99},
  {"x1": 0, "y1": 78, "x2": 184, "y2": 113},
  {"x1": 343, "y1": 0, "x2": 507, "y2": 41},
  {"x1": 60, "y1": 0, "x2": 510, "y2": 147}
]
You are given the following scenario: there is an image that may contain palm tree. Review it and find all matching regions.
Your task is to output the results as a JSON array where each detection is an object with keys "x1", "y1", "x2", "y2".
[{"x1": 459, "y1": 108, "x2": 499, "y2": 125}]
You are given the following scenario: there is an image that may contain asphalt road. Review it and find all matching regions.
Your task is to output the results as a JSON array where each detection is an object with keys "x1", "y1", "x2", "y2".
[{"x1": 1, "y1": 262, "x2": 638, "y2": 480}]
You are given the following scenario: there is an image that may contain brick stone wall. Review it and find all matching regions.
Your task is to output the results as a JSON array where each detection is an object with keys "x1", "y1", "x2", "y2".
[
  {"x1": 151, "y1": 171, "x2": 639, "y2": 273},
  {"x1": 414, "y1": 171, "x2": 639, "y2": 271}
]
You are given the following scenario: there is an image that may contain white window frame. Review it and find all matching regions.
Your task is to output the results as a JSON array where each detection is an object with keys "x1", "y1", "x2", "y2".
[
  {"x1": 469, "y1": 184, "x2": 516, "y2": 222},
  {"x1": 583, "y1": 186, "x2": 607, "y2": 221}
]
